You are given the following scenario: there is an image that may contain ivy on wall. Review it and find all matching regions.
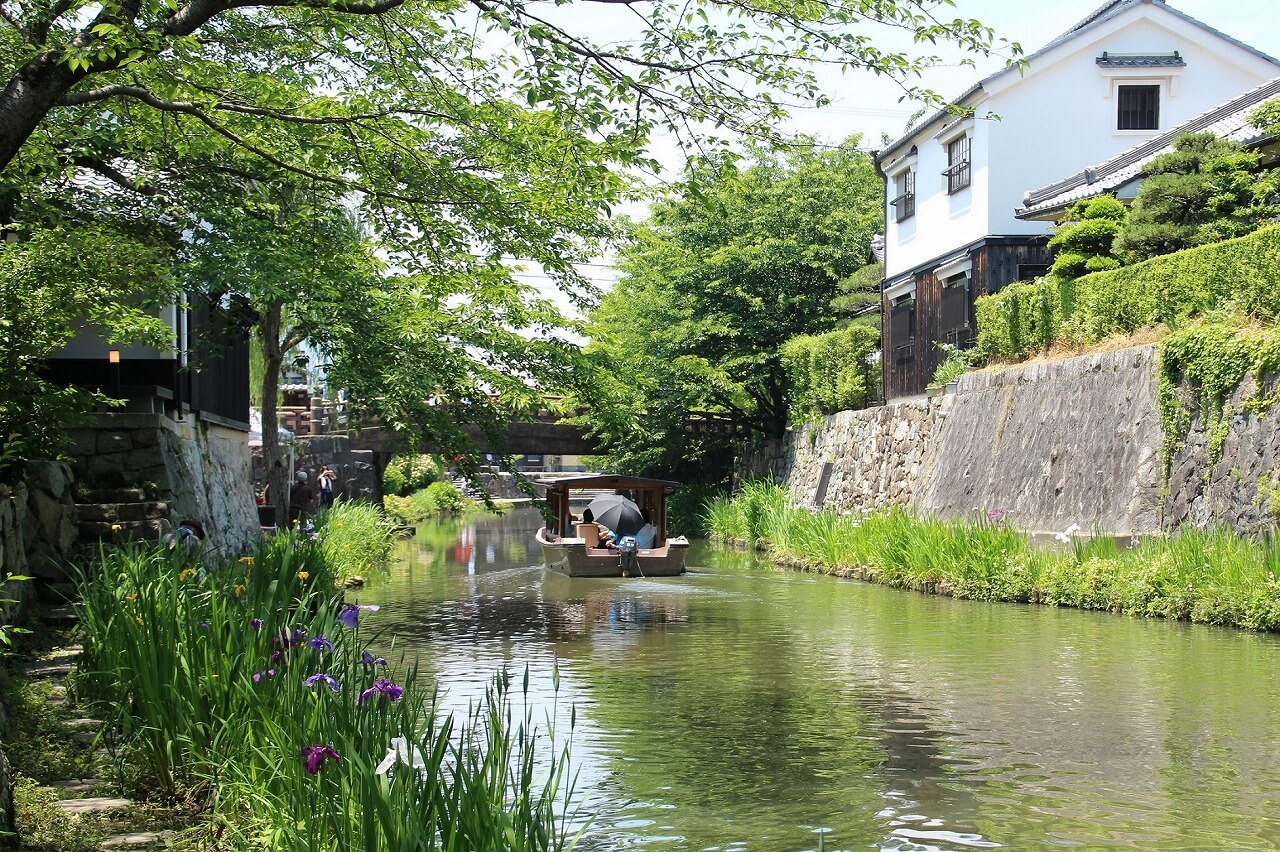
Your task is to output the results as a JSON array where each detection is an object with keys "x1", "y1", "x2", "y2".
[
  {"x1": 973, "y1": 227, "x2": 1280, "y2": 478},
  {"x1": 974, "y1": 224, "x2": 1280, "y2": 363}
]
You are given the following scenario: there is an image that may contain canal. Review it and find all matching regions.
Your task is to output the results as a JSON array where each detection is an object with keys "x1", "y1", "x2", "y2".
[{"x1": 357, "y1": 506, "x2": 1280, "y2": 850}]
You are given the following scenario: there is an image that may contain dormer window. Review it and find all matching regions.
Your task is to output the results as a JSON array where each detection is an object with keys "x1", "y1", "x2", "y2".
[
  {"x1": 944, "y1": 135, "x2": 971, "y2": 194},
  {"x1": 891, "y1": 169, "x2": 915, "y2": 221},
  {"x1": 1118, "y1": 84, "x2": 1160, "y2": 130}
]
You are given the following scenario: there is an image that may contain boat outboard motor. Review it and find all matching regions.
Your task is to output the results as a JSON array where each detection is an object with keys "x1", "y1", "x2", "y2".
[{"x1": 616, "y1": 536, "x2": 639, "y2": 577}]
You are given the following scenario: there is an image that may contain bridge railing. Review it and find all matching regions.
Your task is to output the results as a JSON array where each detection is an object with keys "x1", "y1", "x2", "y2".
[{"x1": 279, "y1": 397, "x2": 350, "y2": 438}]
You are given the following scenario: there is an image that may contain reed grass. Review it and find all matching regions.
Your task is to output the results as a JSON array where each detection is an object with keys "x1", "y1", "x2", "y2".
[
  {"x1": 706, "y1": 484, "x2": 1280, "y2": 632},
  {"x1": 75, "y1": 515, "x2": 578, "y2": 850},
  {"x1": 315, "y1": 499, "x2": 395, "y2": 582}
]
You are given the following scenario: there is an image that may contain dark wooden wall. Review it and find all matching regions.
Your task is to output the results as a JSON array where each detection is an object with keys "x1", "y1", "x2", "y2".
[
  {"x1": 187, "y1": 296, "x2": 251, "y2": 429},
  {"x1": 883, "y1": 238, "x2": 1052, "y2": 399}
]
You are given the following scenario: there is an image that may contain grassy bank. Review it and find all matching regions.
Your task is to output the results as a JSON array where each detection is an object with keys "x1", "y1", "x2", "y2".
[
  {"x1": 44, "y1": 501, "x2": 577, "y2": 850},
  {"x1": 706, "y1": 482, "x2": 1280, "y2": 632}
]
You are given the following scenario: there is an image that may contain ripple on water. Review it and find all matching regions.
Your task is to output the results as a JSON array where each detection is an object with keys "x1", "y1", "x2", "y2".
[{"x1": 363, "y1": 507, "x2": 1280, "y2": 851}]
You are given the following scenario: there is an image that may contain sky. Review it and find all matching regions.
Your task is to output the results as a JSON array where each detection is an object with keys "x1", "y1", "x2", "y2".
[{"x1": 527, "y1": 0, "x2": 1280, "y2": 308}]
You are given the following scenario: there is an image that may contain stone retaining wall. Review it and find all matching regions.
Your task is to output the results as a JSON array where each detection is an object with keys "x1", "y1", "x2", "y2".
[
  {"x1": 1166, "y1": 372, "x2": 1280, "y2": 535},
  {"x1": 285, "y1": 435, "x2": 380, "y2": 502},
  {"x1": 0, "y1": 462, "x2": 78, "y2": 585},
  {"x1": 756, "y1": 344, "x2": 1280, "y2": 537},
  {"x1": 776, "y1": 399, "x2": 948, "y2": 513},
  {"x1": 68, "y1": 414, "x2": 258, "y2": 556},
  {"x1": 920, "y1": 346, "x2": 1165, "y2": 535}
]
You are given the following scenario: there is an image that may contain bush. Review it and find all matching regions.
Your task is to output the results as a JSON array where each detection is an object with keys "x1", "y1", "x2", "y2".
[
  {"x1": 1047, "y1": 197, "x2": 1127, "y2": 279},
  {"x1": 382, "y1": 454, "x2": 441, "y2": 497},
  {"x1": 425, "y1": 480, "x2": 465, "y2": 513},
  {"x1": 975, "y1": 225, "x2": 1280, "y2": 361},
  {"x1": 316, "y1": 500, "x2": 394, "y2": 582},
  {"x1": 780, "y1": 323, "x2": 880, "y2": 418}
]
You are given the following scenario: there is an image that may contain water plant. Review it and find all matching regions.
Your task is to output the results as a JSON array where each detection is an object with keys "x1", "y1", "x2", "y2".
[
  {"x1": 706, "y1": 483, "x2": 1280, "y2": 632},
  {"x1": 315, "y1": 499, "x2": 395, "y2": 582},
  {"x1": 74, "y1": 515, "x2": 579, "y2": 849}
]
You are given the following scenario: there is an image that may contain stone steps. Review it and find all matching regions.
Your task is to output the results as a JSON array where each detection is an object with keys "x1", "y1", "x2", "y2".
[
  {"x1": 76, "y1": 519, "x2": 166, "y2": 541},
  {"x1": 40, "y1": 605, "x2": 78, "y2": 626},
  {"x1": 75, "y1": 499, "x2": 170, "y2": 543},
  {"x1": 99, "y1": 830, "x2": 174, "y2": 849},
  {"x1": 51, "y1": 796, "x2": 132, "y2": 815},
  {"x1": 47, "y1": 778, "x2": 105, "y2": 794},
  {"x1": 23, "y1": 658, "x2": 75, "y2": 678}
]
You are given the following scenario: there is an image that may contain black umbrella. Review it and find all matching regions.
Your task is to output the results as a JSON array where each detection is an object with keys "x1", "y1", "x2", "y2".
[{"x1": 586, "y1": 494, "x2": 645, "y2": 536}]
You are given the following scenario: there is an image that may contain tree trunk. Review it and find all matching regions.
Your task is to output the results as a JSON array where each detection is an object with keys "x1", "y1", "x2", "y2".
[
  {"x1": 259, "y1": 301, "x2": 288, "y2": 523},
  {"x1": 0, "y1": 51, "x2": 85, "y2": 171}
]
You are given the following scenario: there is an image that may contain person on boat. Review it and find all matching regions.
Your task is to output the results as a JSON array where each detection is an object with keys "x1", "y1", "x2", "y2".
[
  {"x1": 578, "y1": 508, "x2": 614, "y2": 548},
  {"x1": 634, "y1": 509, "x2": 658, "y2": 549}
]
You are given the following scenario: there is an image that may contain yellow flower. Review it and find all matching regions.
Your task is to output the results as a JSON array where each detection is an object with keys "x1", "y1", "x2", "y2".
[
  {"x1": 110, "y1": 524, "x2": 123, "y2": 532},
  {"x1": 238, "y1": 556, "x2": 255, "y2": 566},
  {"x1": 125, "y1": 593, "x2": 137, "y2": 603},
  {"x1": 232, "y1": 583, "x2": 246, "y2": 597},
  {"x1": 178, "y1": 568, "x2": 197, "y2": 582},
  {"x1": 135, "y1": 616, "x2": 143, "y2": 625},
  {"x1": 296, "y1": 571, "x2": 310, "y2": 582}
]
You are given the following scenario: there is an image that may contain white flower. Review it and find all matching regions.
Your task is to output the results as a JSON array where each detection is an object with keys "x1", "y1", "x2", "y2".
[
  {"x1": 1055, "y1": 523, "x2": 1081, "y2": 545},
  {"x1": 375, "y1": 737, "x2": 427, "y2": 776}
]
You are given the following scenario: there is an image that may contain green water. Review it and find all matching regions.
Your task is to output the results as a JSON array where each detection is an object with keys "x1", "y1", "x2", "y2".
[{"x1": 357, "y1": 507, "x2": 1280, "y2": 850}]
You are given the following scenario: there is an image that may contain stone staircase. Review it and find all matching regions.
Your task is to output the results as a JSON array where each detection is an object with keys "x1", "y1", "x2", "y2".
[
  {"x1": 74, "y1": 488, "x2": 170, "y2": 543},
  {"x1": 21, "y1": 607, "x2": 175, "y2": 849}
]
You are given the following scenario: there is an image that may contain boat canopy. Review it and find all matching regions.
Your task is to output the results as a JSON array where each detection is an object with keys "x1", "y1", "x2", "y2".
[
  {"x1": 539, "y1": 474, "x2": 681, "y2": 538},
  {"x1": 539, "y1": 474, "x2": 681, "y2": 493}
]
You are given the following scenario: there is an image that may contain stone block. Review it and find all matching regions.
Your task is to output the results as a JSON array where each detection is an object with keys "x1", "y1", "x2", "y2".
[
  {"x1": 24, "y1": 461, "x2": 68, "y2": 500},
  {"x1": 66, "y1": 430, "x2": 98, "y2": 458},
  {"x1": 123, "y1": 446, "x2": 166, "y2": 473},
  {"x1": 131, "y1": 429, "x2": 160, "y2": 449},
  {"x1": 95, "y1": 431, "x2": 132, "y2": 455},
  {"x1": 51, "y1": 796, "x2": 132, "y2": 815}
]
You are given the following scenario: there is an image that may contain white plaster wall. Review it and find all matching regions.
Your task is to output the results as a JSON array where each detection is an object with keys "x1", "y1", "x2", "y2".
[
  {"x1": 883, "y1": 3, "x2": 1278, "y2": 278},
  {"x1": 53, "y1": 304, "x2": 179, "y2": 359},
  {"x1": 885, "y1": 115, "x2": 991, "y2": 277},
  {"x1": 986, "y1": 13, "x2": 1278, "y2": 237}
]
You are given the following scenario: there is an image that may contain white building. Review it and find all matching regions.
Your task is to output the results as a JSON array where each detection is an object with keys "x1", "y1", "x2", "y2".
[{"x1": 874, "y1": 0, "x2": 1280, "y2": 399}]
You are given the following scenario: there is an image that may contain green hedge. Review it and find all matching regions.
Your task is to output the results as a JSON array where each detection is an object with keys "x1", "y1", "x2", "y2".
[
  {"x1": 780, "y1": 323, "x2": 880, "y2": 418},
  {"x1": 975, "y1": 225, "x2": 1280, "y2": 361}
]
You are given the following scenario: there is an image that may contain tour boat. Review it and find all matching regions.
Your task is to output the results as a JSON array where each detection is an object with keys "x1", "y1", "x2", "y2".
[{"x1": 535, "y1": 474, "x2": 689, "y2": 577}]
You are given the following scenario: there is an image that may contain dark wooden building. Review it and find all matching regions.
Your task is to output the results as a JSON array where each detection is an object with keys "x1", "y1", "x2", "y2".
[
  {"x1": 882, "y1": 237, "x2": 1051, "y2": 400},
  {"x1": 45, "y1": 293, "x2": 251, "y2": 430}
]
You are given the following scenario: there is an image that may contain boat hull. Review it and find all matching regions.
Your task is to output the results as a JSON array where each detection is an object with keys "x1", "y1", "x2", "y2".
[{"x1": 536, "y1": 528, "x2": 688, "y2": 577}]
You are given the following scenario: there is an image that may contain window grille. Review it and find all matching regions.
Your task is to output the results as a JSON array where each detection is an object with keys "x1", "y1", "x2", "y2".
[
  {"x1": 944, "y1": 136, "x2": 970, "y2": 194},
  {"x1": 891, "y1": 170, "x2": 915, "y2": 221},
  {"x1": 1118, "y1": 85, "x2": 1159, "y2": 130}
]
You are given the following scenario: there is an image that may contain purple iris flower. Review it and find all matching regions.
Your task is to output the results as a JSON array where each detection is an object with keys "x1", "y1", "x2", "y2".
[
  {"x1": 303, "y1": 673, "x2": 341, "y2": 692},
  {"x1": 308, "y1": 636, "x2": 335, "y2": 653},
  {"x1": 250, "y1": 618, "x2": 264, "y2": 631},
  {"x1": 197, "y1": 620, "x2": 210, "y2": 631},
  {"x1": 270, "y1": 649, "x2": 283, "y2": 665},
  {"x1": 360, "y1": 650, "x2": 387, "y2": 667},
  {"x1": 301, "y1": 744, "x2": 340, "y2": 775},
  {"x1": 252, "y1": 669, "x2": 276, "y2": 683},
  {"x1": 337, "y1": 604, "x2": 380, "y2": 629},
  {"x1": 290, "y1": 628, "x2": 308, "y2": 647},
  {"x1": 359, "y1": 677, "x2": 404, "y2": 706}
]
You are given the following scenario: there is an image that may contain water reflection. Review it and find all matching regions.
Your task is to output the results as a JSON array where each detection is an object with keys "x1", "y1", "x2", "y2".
[{"x1": 358, "y1": 507, "x2": 1280, "y2": 851}]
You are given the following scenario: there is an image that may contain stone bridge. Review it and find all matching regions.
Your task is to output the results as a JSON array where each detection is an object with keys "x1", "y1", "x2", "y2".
[{"x1": 349, "y1": 412, "x2": 601, "y2": 456}]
